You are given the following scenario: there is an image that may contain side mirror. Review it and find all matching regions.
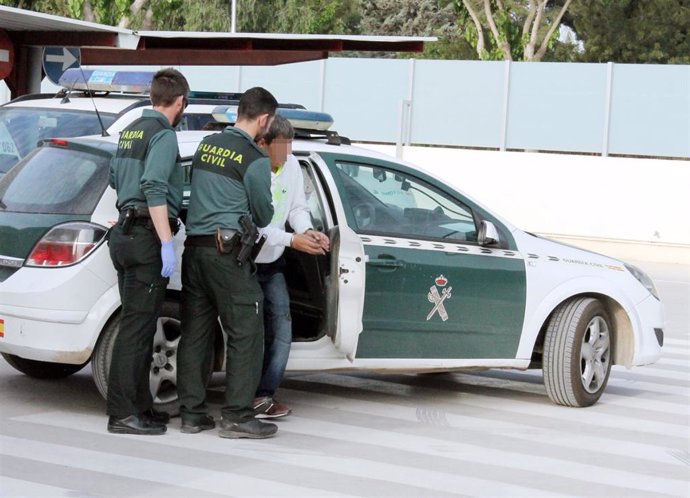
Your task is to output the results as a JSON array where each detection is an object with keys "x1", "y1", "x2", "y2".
[{"x1": 478, "y1": 220, "x2": 499, "y2": 246}]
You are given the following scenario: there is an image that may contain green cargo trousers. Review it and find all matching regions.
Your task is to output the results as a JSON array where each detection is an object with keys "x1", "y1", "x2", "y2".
[
  {"x1": 178, "y1": 245, "x2": 264, "y2": 423},
  {"x1": 107, "y1": 222, "x2": 168, "y2": 418}
]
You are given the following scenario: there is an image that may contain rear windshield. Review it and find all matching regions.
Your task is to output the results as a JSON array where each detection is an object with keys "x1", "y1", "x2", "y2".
[
  {"x1": 0, "y1": 146, "x2": 110, "y2": 214},
  {"x1": 0, "y1": 107, "x2": 117, "y2": 174}
]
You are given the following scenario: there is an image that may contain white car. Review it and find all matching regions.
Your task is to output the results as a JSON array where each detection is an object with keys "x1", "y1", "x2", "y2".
[
  {"x1": 0, "y1": 111, "x2": 664, "y2": 413},
  {"x1": 0, "y1": 68, "x2": 272, "y2": 178}
]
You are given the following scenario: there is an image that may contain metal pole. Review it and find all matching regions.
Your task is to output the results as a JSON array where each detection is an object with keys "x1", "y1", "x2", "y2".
[
  {"x1": 602, "y1": 62, "x2": 614, "y2": 157},
  {"x1": 319, "y1": 59, "x2": 327, "y2": 112},
  {"x1": 500, "y1": 59, "x2": 511, "y2": 151},
  {"x1": 396, "y1": 100, "x2": 411, "y2": 159},
  {"x1": 230, "y1": 0, "x2": 237, "y2": 33},
  {"x1": 405, "y1": 58, "x2": 415, "y2": 146}
]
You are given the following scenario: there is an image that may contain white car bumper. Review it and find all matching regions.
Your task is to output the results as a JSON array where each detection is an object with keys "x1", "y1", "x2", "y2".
[
  {"x1": 0, "y1": 253, "x2": 119, "y2": 365},
  {"x1": 631, "y1": 294, "x2": 664, "y2": 366}
]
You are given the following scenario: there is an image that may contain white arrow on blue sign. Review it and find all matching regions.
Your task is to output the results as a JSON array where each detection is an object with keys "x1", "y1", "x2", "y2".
[{"x1": 42, "y1": 47, "x2": 81, "y2": 85}]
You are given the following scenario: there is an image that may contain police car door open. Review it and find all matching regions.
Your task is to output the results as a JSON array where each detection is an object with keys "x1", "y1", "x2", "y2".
[{"x1": 326, "y1": 224, "x2": 365, "y2": 361}]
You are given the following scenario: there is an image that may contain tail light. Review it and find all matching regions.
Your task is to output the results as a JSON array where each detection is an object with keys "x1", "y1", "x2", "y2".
[{"x1": 26, "y1": 222, "x2": 108, "y2": 267}]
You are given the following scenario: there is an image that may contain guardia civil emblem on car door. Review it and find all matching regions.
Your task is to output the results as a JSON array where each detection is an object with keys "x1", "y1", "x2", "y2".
[{"x1": 427, "y1": 275, "x2": 452, "y2": 321}]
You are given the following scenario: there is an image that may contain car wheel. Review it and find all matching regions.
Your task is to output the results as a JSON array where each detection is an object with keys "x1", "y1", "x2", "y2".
[
  {"x1": 1, "y1": 353, "x2": 87, "y2": 379},
  {"x1": 543, "y1": 297, "x2": 613, "y2": 407},
  {"x1": 91, "y1": 298, "x2": 187, "y2": 416}
]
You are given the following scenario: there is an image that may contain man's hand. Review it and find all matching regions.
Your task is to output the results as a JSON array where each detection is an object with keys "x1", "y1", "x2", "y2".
[
  {"x1": 291, "y1": 231, "x2": 329, "y2": 256},
  {"x1": 160, "y1": 239, "x2": 176, "y2": 277},
  {"x1": 305, "y1": 229, "x2": 330, "y2": 252}
]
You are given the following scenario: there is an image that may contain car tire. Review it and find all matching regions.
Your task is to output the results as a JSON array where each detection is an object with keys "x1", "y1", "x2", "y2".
[
  {"x1": 543, "y1": 297, "x2": 613, "y2": 407},
  {"x1": 1, "y1": 353, "x2": 87, "y2": 379},
  {"x1": 91, "y1": 298, "x2": 189, "y2": 416}
]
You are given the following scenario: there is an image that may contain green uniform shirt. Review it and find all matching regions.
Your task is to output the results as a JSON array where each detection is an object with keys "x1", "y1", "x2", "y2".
[
  {"x1": 109, "y1": 109, "x2": 183, "y2": 218},
  {"x1": 185, "y1": 127, "x2": 274, "y2": 236}
]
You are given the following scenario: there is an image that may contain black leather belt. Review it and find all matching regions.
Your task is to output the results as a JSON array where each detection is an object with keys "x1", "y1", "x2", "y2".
[{"x1": 184, "y1": 235, "x2": 216, "y2": 247}]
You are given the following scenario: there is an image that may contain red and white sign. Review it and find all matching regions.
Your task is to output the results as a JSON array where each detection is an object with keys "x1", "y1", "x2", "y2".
[{"x1": 0, "y1": 29, "x2": 14, "y2": 80}]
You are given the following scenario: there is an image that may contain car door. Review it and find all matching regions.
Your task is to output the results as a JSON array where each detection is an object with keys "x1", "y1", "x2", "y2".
[
  {"x1": 318, "y1": 152, "x2": 527, "y2": 361},
  {"x1": 296, "y1": 155, "x2": 366, "y2": 360}
]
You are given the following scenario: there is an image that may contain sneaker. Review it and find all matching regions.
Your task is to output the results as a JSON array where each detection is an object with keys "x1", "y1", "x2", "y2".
[
  {"x1": 252, "y1": 396, "x2": 291, "y2": 419},
  {"x1": 180, "y1": 414, "x2": 216, "y2": 434},
  {"x1": 219, "y1": 418, "x2": 278, "y2": 439}
]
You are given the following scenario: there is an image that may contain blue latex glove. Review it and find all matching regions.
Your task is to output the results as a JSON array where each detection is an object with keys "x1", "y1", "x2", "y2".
[{"x1": 160, "y1": 240, "x2": 176, "y2": 278}]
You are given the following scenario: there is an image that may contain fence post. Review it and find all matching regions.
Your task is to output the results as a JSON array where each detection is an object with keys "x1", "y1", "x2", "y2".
[
  {"x1": 396, "y1": 59, "x2": 416, "y2": 159},
  {"x1": 602, "y1": 62, "x2": 614, "y2": 157},
  {"x1": 500, "y1": 59, "x2": 511, "y2": 151},
  {"x1": 406, "y1": 58, "x2": 416, "y2": 147},
  {"x1": 396, "y1": 99, "x2": 411, "y2": 159},
  {"x1": 236, "y1": 66, "x2": 242, "y2": 92},
  {"x1": 319, "y1": 59, "x2": 327, "y2": 112}
]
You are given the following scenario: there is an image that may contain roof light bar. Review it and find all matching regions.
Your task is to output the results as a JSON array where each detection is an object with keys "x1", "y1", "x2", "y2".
[
  {"x1": 211, "y1": 105, "x2": 334, "y2": 131},
  {"x1": 59, "y1": 69, "x2": 154, "y2": 94},
  {"x1": 188, "y1": 90, "x2": 243, "y2": 101}
]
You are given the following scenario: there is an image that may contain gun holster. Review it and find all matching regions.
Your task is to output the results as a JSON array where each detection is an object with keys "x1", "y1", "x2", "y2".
[
  {"x1": 216, "y1": 227, "x2": 239, "y2": 254},
  {"x1": 120, "y1": 207, "x2": 136, "y2": 235}
]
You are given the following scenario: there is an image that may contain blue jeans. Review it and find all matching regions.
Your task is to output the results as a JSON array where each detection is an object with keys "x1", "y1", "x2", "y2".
[{"x1": 256, "y1": 261, "x2": 292, "y2": 398}]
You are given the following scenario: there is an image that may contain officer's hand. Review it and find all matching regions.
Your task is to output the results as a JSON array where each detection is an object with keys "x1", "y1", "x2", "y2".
[
  {"x1": 160, "y1": 239, "x2": 176, "y2": 278},
  {"x1": 291, "y1": 233, "x2": 326, "y2": 255}
]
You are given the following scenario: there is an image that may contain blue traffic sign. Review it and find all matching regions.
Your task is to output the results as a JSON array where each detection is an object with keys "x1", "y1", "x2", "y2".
[{"x1": 42, "y1": 47, "x2": 81, "y2": 85}]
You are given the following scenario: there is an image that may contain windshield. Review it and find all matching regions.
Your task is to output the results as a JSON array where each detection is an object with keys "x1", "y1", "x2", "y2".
[
  {"x1": 0, "y1": 146, "x2": 110, "y2": 215},
  {"x1": 0, "y1": 107, "x2": 117, "y2": 175}
]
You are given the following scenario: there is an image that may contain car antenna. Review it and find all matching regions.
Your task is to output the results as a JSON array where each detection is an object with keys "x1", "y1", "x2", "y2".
[{"x1": 76, "y1": 65, "x2": 109, "y2": 137}]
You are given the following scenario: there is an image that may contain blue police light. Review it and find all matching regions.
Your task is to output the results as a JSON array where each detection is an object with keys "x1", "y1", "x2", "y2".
[
  {"x1": 58, "y1": 69, "x2": 154, "y2": 93},
  {"x1": 211, "y1": 105, "x2": 334, "y2": 131}
]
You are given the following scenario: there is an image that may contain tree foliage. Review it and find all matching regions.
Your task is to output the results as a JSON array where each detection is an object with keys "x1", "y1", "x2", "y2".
[
  {"x1": 565, "y1": 0, "x2": 690, "y2": 64},
  {"x1": 1, "y1": 0, "x2": 185, "y2": 29},
  {"x1": 452, "y1": 0, "x2": 575, "y2": 61},
  {"x1": 4, "y1": 0, "x2": 688, "y2": 64},
  {"x1": 359, "y1": 0, "x2": 477, "y2": 59},
  {"x1": 236, "y1": 0, "x2": 360, "y2": 34}
]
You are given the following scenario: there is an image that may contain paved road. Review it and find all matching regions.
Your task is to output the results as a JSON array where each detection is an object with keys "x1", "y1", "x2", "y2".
[{"x1": 1, "y1": 262, "x2": 688, "y2": 497}]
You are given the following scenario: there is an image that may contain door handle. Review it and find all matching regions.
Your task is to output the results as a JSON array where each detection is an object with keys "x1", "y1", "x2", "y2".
[{"x1": 368, "y1": 257, "x2": 405, "y2": 269}]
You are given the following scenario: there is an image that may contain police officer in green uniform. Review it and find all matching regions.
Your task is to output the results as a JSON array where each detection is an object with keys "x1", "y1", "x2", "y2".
[
  {"x1": 106, "y1": 68, "x2": 189, "y2": 435},
  {"x1": 177, "y1": 87, "x2": 278, "y2": 439}
]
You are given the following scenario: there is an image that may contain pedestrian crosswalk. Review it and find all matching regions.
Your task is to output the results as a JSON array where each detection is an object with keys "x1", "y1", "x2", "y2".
[{"x1": 1, "y1": 281, "x2": 688, "y2": 497}]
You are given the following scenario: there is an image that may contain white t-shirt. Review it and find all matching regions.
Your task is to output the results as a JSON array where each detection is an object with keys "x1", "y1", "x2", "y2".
[{"x1": 255, "y1": 154, "x2": 312, "y2": 264}]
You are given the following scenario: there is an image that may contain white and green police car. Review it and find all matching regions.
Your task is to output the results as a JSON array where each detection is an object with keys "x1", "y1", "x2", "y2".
[{"x1": 0, "y1": 108, "x2": 664, "y2": 412}]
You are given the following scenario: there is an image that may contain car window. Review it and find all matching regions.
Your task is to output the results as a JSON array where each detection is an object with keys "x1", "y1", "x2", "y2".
[
  {"x1": 0, "y1": 108, "x2": 117, "y2": 174},
  {"x1": 298, "y1": 158, "x2": 328, "y2": 232},
  {"x1": 335, "y1": 161, "x2": 477, "y2": 243},
  {"x1": 0, "y1": 146, "x2": 110, "y2": 215},
  {"x1": 177, "y1": 114, "x2": 224, "y2": 131}
]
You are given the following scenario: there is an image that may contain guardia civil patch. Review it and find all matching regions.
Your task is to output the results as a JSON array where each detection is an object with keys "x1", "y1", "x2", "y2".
[{"x1": 427, "y1": 275, "x2": 452, "y2": 322}]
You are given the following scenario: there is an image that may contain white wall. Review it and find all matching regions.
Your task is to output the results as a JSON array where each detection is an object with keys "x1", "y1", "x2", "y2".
[{"x1": 360, "y1": 144, "x2": 690, "y2": 264}]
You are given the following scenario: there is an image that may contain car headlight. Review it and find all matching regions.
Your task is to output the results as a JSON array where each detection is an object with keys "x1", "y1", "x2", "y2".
[{"x1": 624, "y1": 263, "x2": 660, "y2": 301}]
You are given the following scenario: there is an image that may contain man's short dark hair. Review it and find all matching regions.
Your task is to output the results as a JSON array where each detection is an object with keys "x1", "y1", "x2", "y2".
[
  {"x1": 150, "y1": 68, "x2": 190, "y2": 107},
  {"x1": 261, "y1": 114, "x2": 294, "y2": 144},
  {"x1": 238, "y1": 87, "x2": 278, "y2": 120}
]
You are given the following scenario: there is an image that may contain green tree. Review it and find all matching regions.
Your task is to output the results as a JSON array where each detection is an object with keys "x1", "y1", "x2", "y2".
[
  {"x1": 359, "y1": 0, "x2": 477, "y2": 59},
  {"x1": 236, "y1": 0, "x2": 360, "y2": 34},
  {"x1": 565, "y1": 0, "x2": 690, "y2": 64},
  {"x1": 0, "y1": 0, "x2": 185, "y2": 29},
  {"x1": 452, "y1": 0, "x2": 575, "y2": 61}
]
